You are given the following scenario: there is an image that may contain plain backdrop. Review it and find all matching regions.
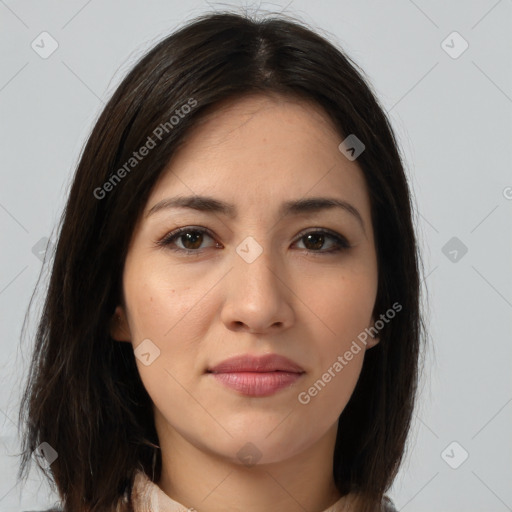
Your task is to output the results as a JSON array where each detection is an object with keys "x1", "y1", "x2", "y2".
[{"x1": 1, "y1": 1, "x2": 511, "y2": 511}]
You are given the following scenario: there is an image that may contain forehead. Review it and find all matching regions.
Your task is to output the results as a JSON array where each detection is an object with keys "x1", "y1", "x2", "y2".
[
  {"x1": 144, "y1": 94, "x2": 372, "y2": 227},
  {"x1": 180, "y1": 93, "x2": 341, "y2": 153}
]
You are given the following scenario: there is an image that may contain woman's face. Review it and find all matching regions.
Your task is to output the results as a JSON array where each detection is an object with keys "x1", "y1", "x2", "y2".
[{"x1": 111, "y1": 94, "x2": 379, "y2": 466}]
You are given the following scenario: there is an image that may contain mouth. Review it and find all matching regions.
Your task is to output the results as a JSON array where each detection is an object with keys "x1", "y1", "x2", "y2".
[
  {"x1": 206, "y1": 353, "x2": 305, "y2": 397},
  {"x1": 207, "y1": 353, "x2": 305, "y2": 373}
]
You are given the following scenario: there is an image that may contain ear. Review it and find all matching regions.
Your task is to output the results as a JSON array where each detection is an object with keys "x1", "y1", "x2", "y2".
[
  {"x1": 110, "y1": 305, "x2": 132, "y2": 342},
  {"x1": 365, "y1": 316, "x2": 380, "y2": 349},
  {"x1": 366, "y1": 333, "x2": 380, "y2": 349}
]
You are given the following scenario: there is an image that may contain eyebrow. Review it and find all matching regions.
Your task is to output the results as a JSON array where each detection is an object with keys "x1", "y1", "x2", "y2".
[{"x1": 146, "y1": 195, "x2": 365, "y2": 231}]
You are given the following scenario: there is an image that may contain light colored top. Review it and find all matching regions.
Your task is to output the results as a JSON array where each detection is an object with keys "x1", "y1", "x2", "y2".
[{"x1": 130, "y1": 469, "x2": 397, "y2": 512}]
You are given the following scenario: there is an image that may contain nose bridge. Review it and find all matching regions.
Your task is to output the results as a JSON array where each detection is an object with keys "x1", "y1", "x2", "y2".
[
  {"x1": 220, "y1": 231, "x2": 293, "y2": 332},
  {"x1": 234, "y1": 233, "x2": 281, "y2": 296}
]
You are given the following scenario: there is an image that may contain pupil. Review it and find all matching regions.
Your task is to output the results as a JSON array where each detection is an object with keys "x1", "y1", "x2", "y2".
[
  {"x1": 305, "y1": 233, "x2": 324, "y2": 250},
  {"x1": 183, "y1": 232, "x2": 202, "y2": 250}
]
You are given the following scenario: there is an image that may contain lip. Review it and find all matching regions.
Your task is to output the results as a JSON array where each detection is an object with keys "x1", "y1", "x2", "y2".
[
  {"x1": 207, "y1": 354, "x2": 305, "y2": 397},
  {"x1": 208, "y1": 354, "x2": 305, "y2": 373}
]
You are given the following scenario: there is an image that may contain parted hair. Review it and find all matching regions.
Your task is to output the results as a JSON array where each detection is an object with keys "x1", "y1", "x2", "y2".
[{"x1": 18, "y1": 9, "x2": 426, "y2": 512}]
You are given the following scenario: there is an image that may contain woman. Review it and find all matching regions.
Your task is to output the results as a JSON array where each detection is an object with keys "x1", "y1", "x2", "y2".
[{"x1": 18, "y1": 10, "x2": 426, "y2": 512}]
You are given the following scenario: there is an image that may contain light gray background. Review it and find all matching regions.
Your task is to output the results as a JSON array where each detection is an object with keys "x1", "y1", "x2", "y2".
[{"x1": 1, "y1": 1, "x2": 511, "y2": 511}]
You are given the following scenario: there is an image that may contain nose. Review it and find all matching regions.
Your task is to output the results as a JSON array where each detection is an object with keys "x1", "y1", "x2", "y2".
[{"x1": 220, "y1": 245, "x2": 294, "y2": 334}]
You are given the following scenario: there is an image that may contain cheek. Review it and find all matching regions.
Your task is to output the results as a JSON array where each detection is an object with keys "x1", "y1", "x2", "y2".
[
  {"x1": 123, "y1": 260, "x2": 206, "y2": 340},
  {"x1": 294, "y1": 269, "x2": 376, "y2": 408},
  {"x1": 123, "y1": 263, "x2": 213, "y2": 394},
  {"x1": 302, "y1": 267, "x2": 377, "y2": 344}
]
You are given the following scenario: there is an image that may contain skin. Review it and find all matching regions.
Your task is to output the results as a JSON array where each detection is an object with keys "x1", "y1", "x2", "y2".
[{"x1": 111, "y1": 93, "x2": 380, "y2": 512}]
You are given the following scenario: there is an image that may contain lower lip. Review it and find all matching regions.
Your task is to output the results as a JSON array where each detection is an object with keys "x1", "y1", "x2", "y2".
[{"x1": 209, "y1": 371, "x2": 304, "y2": 397}]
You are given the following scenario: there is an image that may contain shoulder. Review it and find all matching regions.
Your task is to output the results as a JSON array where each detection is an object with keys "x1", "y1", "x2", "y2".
[{"x1": 382, "y1": 495, "x2": 398, "y2": 512}]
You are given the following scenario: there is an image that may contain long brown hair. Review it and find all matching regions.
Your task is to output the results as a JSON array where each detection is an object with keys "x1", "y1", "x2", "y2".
[{"x1": 17, "y1": 10, "x2": 427, "y2": 512}]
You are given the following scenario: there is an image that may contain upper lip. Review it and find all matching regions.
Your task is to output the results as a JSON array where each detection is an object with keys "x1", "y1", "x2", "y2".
[{"x1": 208, "y1": 354, "x2": 305, "y2": 374}]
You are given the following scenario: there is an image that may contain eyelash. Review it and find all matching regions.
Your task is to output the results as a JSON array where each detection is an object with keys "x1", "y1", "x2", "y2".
[{"x1": 155, "y1": 226, "x2": 351, "y2": 256}]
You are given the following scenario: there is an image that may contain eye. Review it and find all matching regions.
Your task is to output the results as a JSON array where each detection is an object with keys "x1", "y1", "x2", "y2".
[
  {"x1": 156, "y1": 227, "x2": 351, "y2": 255},
  {"x1": 156, "y1": 226, "x2": 219, "y2": 254},
  {"x1": 293, "y1": 229, "x2": 350, "y2": 254}
]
